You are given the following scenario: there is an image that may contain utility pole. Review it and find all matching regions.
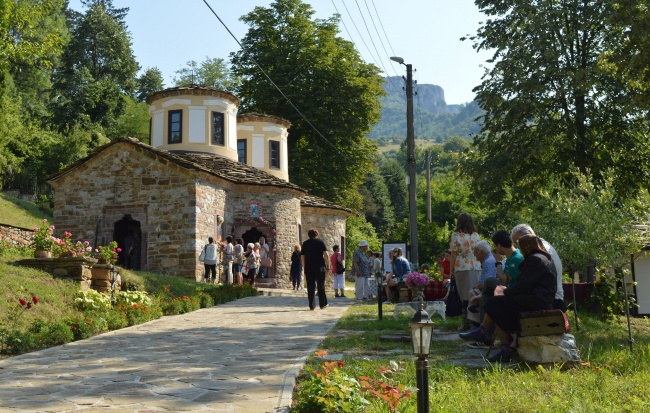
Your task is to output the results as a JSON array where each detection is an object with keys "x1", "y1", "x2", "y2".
[
  {"x1": 391, "y1": 56, "x2": 418, "y2": 268},
  {"x1": 426, "y1": 149, "x2": 431, "y2": 222}
]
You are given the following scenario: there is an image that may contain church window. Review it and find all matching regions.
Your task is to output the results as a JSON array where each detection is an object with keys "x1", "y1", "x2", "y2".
[
  {"x1": 237, "y1": 139, "x2": 247, "y2": 163},
  {"x1": 269, "y1": 140, "x2": 280, "y2": 169},
  {"x1": 212, "y1": 112, "x2": 225, "y2": 145},
  {"x1": 168, "y1": 110, "x2": 182, "y2": 144}
]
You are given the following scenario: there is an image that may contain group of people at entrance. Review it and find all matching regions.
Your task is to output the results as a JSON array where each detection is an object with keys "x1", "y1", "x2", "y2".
[
  {"x1": 449, "y1": 212, "x2": 565, "y2": 363},
  {"x1": 199, "y1": 235, "x2": 271, "y2": 286}
]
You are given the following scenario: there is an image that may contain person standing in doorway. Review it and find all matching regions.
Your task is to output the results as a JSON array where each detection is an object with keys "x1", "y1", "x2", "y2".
[
  {"x1": 258, "y1": 236, "x2": 270, "y2": 278},
  {"x1": 331, "y1": 245, "x2": 345, "y2": 298},
  {"x1": 243, "y1": 243, "x2": 258, "y2": 285},
  {"x1": 301, "y1": 229, "x2": 330, "y2": 310},
  {"x1": 202, "y1": 237, "x2": 218, "y2": 283}
]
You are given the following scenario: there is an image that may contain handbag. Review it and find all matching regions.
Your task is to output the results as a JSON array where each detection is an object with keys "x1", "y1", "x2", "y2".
[
  {"x1": 336, "y1": 260, "x2": 345, "y2": 274},
  {"x1": 199, "y1": 245, "x2": 206, "y2": 262},
  {"x1": 260, "y1": 256, "x2": 272, "y2": 268}
]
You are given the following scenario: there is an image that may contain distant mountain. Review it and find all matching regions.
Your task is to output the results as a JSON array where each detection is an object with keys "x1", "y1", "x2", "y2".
[{"x1": 368, "y1": 77, "x2": 483, "y2": 141}]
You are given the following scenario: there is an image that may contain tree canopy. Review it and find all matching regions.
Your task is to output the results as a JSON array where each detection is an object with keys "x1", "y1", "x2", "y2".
[
  {"x1": 230, "y1": 0, "x2": 385, "y2": 209},
  {"x1": 462, "y1": 0, "x2": 650, "y2": 205}
]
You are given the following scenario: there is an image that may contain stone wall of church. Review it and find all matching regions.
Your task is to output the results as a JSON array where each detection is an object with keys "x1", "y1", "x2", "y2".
[
  {"x1": 228, "y1": 189, "x2": 301, "y2": 288},
  {"x1": 195, "y1": 181, "x2": 227, "y2": 281},
  {"x1": 50, "y1": 143, "x2": 200, "y2": 278},
  {"x1": 301, "y1": 208, "x2": 347, "y2": 255}
]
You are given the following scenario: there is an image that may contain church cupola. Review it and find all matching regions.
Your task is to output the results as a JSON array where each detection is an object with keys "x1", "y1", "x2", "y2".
[
  {"x1": 237, "y1": 113, "x2": 291, "y2": 182},
  {"x1": 147, "y1": 86, "x2": 240, "y2": 160}
]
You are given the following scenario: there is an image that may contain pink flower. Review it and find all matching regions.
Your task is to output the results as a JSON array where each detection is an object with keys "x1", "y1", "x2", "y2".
[
  {"x1": 32, "y1": 296, "x2": 38, "y2": 304},
  {"x1": 19, "y1": 298, "x2": 27, "y2": 306},
  {"x1": 42, "y1": 218, "x2": 48, "y2": 223},
  {"x1": 64, "y1": 231, "x2": 72, "y2": 238},
  {"x1": 84, "y1": 241, "x2": 90, "y2": 246},
  {"x1": 49, "y1": 225, "x2": 55, "y2": 230},
  {"x1": 116, "y1": 248, "x2": 122, "y2": 253}
]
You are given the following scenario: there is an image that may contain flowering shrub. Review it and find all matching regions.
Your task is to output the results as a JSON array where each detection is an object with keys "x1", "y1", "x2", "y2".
[
  {"x1": 30, "y1": 219, "x2": 56, "y2": 251},
  {"x1": 114, "y1": 290, "x2": 151, "y2": 307},
  {"x1": 0, "y1": 291, "x2": 40, "y2": 354},
  {"x1": 53, "y1": 231, "x2": 92, "y2": 258},
  {"x1": 405, "y1": 271, "x2": 430, "y2": 288},
  {"x1": 293, "y1": 350, "x2": 369, "y2": 413},
  {"x1": 359, "y1": 361, "x2": 414, "y2": 412},
  {"x1": 94, "y1": 241, "x2": 121, "y2": 264}
]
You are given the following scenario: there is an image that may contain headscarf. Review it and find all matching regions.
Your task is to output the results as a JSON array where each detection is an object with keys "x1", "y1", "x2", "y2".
[{"x1": 517, "y1": 234, "x2": 551, "y2": 259}]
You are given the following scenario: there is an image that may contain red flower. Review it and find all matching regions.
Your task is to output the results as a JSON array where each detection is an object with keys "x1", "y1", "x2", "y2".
[
  {"x1": 32, "y1": 295, "x2": 38, "y2": 304},
  {"x1": 19, "y1": 298, "x2": 27, "y2": 306},
  {"x1": 338, "y1": 361, "x2": 344, "y2": 367},
  {"x1": 27, "y1": 302, "x2": 32, "y2": 309}
]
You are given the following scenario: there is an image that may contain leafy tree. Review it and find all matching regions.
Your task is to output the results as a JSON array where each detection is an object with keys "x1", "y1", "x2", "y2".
[
  {"x1": 359, "y1": 173, "x2": 394, "y2": 237},
  {"x1": 345, "y1": 215, "x2": 380, "y2": 262},
  {"x1": 379, "y1": 158, "x2": 408, "y2": 222},
  {"x1": 136, "y1": 67, "x2": 165, "y2": 102},
  {"x1": 462, "y1": 0, "x2": 650, "y2": 205},
  {"x1": 107, "y1": 96, "x2": 150, "y2": 142},
  {"x1": 230, "y1": 0, "x2": 385, "y2": 209},
  {"x1": 173, "y1": 58, "x2": 238, "y2": 91},
  {"x1": 443, "y1": 136, "x2": 469, "y2": 153},
  {"x1": 522, "y1": 171, "x2": 646, "y2": 277},
  {"x1": 51, "y1": 0, "x2": 139, "y2": 129}
]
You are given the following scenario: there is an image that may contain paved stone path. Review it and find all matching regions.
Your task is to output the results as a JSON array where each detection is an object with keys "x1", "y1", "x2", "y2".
[{"x1": 0, "y1": 293, "x2": 349, "y2": 413}]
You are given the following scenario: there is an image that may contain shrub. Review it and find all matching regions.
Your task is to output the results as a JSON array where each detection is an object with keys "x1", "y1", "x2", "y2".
[
  {"x1": 66, "y1": 312, "x2": 107, "y2": 340},
  {"x1": 198, "y1": 292, "x2": 214, "y2": 308},
  {"x1": 114, "y1": 290, "x2": 152, "y2": 307},
  {"x1": 29, "y1": 319, "x2": 73, "y2": 347},
  {"x1": 74, "y1": 290, "x2": 112, "y2": 312}
]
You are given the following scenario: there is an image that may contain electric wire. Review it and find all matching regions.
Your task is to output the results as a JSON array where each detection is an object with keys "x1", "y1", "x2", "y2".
[
  {"x1": 200, "y1": 0, "x2": 344, "y2": 156},
  {"x1": 352, "y1": 0, "x2": 395, "y2": 88}
]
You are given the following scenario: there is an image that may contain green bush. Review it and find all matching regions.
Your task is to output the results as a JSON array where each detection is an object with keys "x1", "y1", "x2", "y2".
[
  {"x1": 114, "y1": 290, "x2": 152, "y2": 307},
  {"x1": 66, "y1": 312, "x2": 107, "y2": 340},
  {"x1": 0, "y1": 328, "x2": 36, "y2": 355},
  {"x1": 104, "y1": 309, "x2": 128, "y2": 330},
  {"x1": 198, "y1": 292, "x2": 214, "y2": 308},
  {"x1": 29, "y1": 319, "x2": 73, "y2": 348},
  {"x1": 74, "y1": 290, "x2": 112, "y2": 312}
]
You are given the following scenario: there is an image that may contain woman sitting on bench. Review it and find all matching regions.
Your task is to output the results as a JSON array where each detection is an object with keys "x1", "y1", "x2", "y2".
[
  {"x1": 460, "y1": 234, "x2": 557, "y2": 362},
  {"x1": 383, "y1": 247, "x2": 411, "y2": 304}
]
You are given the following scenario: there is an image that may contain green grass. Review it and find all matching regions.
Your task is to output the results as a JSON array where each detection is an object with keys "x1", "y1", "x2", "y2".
[
  {"x1": 292, "y1": 302, "x2": 650, "y2": 412},
  {"x1": 0, "y1": 193, "x2": 52, "y2": 229}
]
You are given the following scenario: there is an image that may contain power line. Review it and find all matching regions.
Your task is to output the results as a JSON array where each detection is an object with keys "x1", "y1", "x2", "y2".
[{"x1": 200, "y1": 0, "x2": 344, "y2": 156}]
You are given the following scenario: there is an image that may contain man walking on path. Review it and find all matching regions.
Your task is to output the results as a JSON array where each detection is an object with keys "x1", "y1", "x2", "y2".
[{"x1": 301, "y1": 228, "x2": 330, "y2": 310}]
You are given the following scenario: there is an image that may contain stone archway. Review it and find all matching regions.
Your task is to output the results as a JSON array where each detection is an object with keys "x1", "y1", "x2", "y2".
[{"x1": 241, "y1": 227, "x2": 264, "y2": 248}]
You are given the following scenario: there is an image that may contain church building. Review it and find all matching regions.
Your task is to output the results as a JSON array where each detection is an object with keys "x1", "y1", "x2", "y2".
[{"x1": 47, "y1": 86, "x2": 350, "y2": 287}]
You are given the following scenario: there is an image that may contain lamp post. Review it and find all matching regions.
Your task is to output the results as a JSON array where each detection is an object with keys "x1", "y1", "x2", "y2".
[
  {"x1": 110, "y1": 265, "x2": 118, "y2": 291},
  {"x1": 390, "y1": 56, "x2": 418, "y2": 269},
  {"x1": 409, "y1": 298, "x2": 434, "y2": 413}
]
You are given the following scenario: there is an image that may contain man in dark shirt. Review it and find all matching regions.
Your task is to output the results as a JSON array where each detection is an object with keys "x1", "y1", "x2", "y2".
[{"x1": 301, "y1": 228, "x2": 330, "y2": 310}]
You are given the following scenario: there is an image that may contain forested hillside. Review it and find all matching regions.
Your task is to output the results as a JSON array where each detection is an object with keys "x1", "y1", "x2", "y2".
[{"x1": 368, "y1": 77, "x2": 483, "y2": 141}]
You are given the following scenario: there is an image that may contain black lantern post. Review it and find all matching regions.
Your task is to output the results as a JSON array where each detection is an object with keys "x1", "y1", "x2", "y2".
[
  {"x1": 409, "y1": 298, "x2": 434, "y2": 413},
  {"x1": 110, "y1": 265, "x2": 118, "y2": 291}
]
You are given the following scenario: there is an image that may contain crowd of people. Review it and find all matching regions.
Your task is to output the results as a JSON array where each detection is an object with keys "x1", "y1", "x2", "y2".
[{"x1": 199, "y1": 235, "x2": 271, "y2": 287}]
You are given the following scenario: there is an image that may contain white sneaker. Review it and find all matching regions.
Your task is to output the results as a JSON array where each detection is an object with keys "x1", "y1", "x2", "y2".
[{"x1": 382, "y1": 300, "x2": 392, "y2": 305}]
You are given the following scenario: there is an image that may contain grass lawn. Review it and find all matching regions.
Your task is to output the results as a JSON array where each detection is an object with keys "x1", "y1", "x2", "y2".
[
  {"x1": 0, "y1": 193, "x2": 52, "y2": 229},
  {"x1": 292, "y1": 301, "x2": 650, "y2": 412}
]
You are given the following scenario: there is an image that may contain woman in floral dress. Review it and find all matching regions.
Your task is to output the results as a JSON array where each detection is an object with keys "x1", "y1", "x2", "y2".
[{"x1": 449, "y1": 212, "x2": 482, "y2": 331}]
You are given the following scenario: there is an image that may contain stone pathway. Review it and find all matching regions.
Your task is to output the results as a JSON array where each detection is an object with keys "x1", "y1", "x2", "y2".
[{"x1": 0, "y1": 293, "x2": 349, "y2": 413}]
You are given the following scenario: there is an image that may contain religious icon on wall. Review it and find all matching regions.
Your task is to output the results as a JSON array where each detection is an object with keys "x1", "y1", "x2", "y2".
[{"x1": 250, "y1": 202, "x2": 261, "y2": 219}]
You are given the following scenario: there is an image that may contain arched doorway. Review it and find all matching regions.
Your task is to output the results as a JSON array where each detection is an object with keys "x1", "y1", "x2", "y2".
[
  {"x1": 242, "y1": 227, "x2": 264, "y2": 248},
  {"x1": 113, "y1": 215, "x2": 142, "y2": 270}
]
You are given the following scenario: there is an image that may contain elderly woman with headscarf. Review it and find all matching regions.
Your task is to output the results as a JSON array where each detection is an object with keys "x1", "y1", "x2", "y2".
[{"x1": 460, "y1": 234, "x2": 557, "y2": 362}]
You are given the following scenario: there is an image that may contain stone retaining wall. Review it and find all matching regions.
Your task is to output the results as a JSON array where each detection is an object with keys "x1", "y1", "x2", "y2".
[
  {"x1": 0, "y1": 223, "x2": 33, "y2": 247},
  {"x1": 18, "y1": 257, "x2": 97, "y2": 291}
]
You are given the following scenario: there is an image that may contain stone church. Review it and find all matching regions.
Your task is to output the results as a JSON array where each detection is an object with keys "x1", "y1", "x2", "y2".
[{"x1": 47, "y1": 86, "x2": 350, "y2": 287}]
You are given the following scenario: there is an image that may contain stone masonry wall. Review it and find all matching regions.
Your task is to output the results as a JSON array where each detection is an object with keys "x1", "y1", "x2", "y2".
[
  {"x1": 301, "y1": 207, "x2": 348, "y2": 288},
  {"x1": 51, "y1": 143, "x2": 199, "y2": 278},
  {"x1": 195, "y1": 181, "x2": 227, "y2": 281},
  {"x1": 0, "y1": 224, "x2": 33, "y2": 247},
  {"x1": 229, "y1": 189, "x2": 301, "y2": 288}
]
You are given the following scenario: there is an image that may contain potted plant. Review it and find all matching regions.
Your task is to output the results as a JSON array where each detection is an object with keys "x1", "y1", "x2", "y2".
[
  {"x1": 405, "y1": 271, "x2": 430, "y2": 302},
  {"x1": 30, "y1": 219, "x2": 55, "y2": 258},
  {"x1": 54, "y1": 231, "x2": 92, "y2": 258},
  {"x1": 94, "y1": 241, "x2": 121, "y2": 265}
]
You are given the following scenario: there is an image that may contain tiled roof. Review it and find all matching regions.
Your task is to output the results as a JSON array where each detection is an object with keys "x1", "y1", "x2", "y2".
[
  {"x1": 301, "y1": 194, "x2": 352, "y2": 214},
  {"x1": 238, "y1": 112, "x2": 291, "y2": 129},
  {"x1": 47, "y1": 137, "x2": 305, "y2": 192},
  {"x1": 146, "y1": 86, "x2": 240, "y2": 106}
]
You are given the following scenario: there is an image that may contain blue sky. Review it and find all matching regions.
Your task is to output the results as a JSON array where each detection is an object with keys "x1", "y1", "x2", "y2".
[{"x1": 68, "y1": 0, "x2": 491, "y2": 105}]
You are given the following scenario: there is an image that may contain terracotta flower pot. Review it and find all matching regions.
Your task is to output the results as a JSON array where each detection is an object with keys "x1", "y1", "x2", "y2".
[{"x1": 34, "y1": 250, "x2": 52, "y2": 259}]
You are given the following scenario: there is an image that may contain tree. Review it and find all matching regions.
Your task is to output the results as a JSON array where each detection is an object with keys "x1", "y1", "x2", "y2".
[
  {"x1": 136, "y1": 67, "x2": 165, "y2": 102},
  {"x1": 107, "y1": 96, "x2": 150, "y2": 142},
  {"x1": 443, "y1": 136, "x2": 469, "y2": 153},
  {"x1": 379, "y1": 158, "x2": 408, "y2": 222},
  {"x1": 230, "y1": 0, "x2": 385, "y2": 209},
  {"x1": 462, "y1": 0, "x2": 650, "y2": 205},
  {"x1": 51, "y1": 0, "x2": 139, "y2": 130},
  {"x1": 359, "y1": 172, "x2": 394, "y2": 237},
  {"x1": 173, "y1": 58, "x2": 238, "y2": 91}
]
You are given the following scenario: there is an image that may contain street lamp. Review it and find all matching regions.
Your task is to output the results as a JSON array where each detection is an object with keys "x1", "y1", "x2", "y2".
[
  {"x1": 409, "y1": 299, "x2": 434, "y2": 413},
  {"x1": 390, "y1": 56, "x2": 419, "y2": 269},
  {"x1": 110, "y1": 265, "x2": 118, "y2": 291}
]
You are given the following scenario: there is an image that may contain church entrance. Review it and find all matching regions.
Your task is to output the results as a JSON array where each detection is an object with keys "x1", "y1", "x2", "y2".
[
  {"x1": 113, "y1": 215, "x2": 142, "y2": 270},
  {"x1": 242, "y1": 227, "x2": 265, "y2": 248}
]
